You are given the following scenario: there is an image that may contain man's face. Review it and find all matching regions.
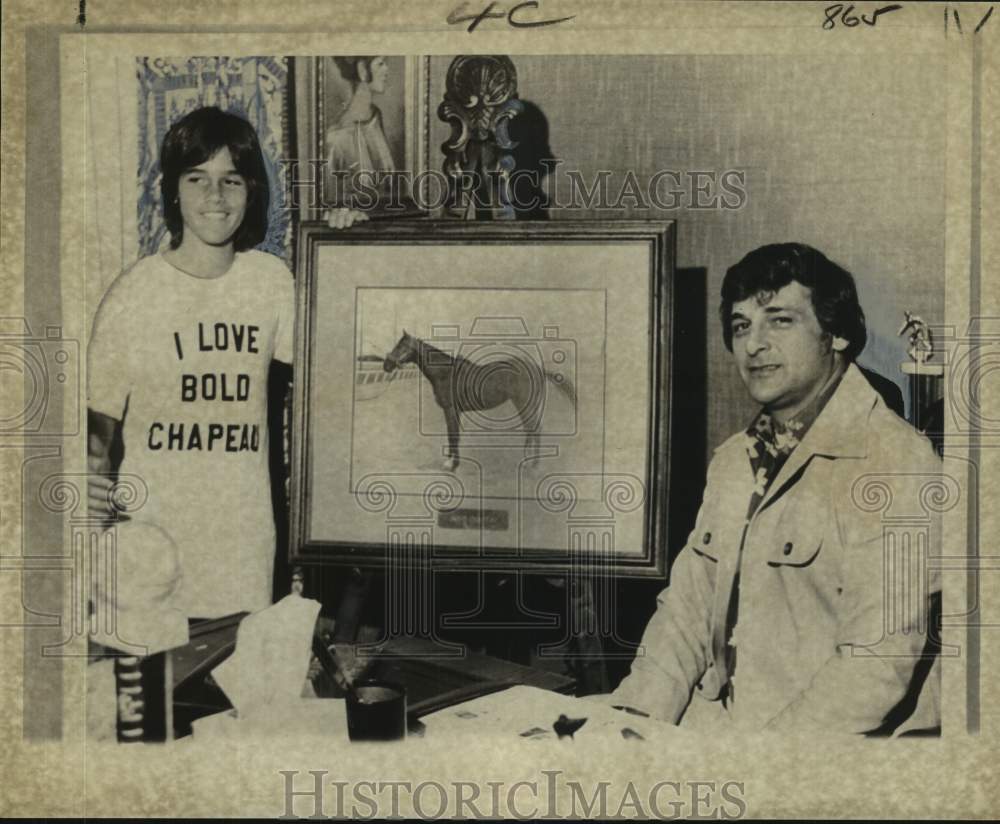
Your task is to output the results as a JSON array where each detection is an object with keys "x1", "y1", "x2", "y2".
[{"x1": 729, "y1": 281, "x2": 848, "y2": 421}]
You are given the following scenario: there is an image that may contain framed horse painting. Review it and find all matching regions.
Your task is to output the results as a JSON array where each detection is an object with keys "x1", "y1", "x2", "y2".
[{"x1": 291, "y1": 220, "x2": 676, "y2": 577}]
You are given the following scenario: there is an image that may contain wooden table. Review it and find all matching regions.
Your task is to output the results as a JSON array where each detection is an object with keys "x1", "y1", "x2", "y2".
[
  {"x1": 169, "y1": 616, "x2": 575, "y2": 738},
  {"x1": 363, "y1": 635, "x2": 576, "y2": 717}
]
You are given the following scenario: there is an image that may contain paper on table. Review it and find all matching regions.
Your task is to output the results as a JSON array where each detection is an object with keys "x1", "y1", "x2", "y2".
[
  {"x1": 420, "y1": 685, "x2": 693, "y2": 744},
  {"x1": 211, "y1": 593, "x2": 322, "y2": 721}
]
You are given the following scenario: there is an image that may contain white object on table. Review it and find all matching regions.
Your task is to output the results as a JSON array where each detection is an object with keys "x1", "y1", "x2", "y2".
[
  {"x1": 420, "y1": 685, "x2": 693, "y2": 745},
  {"x1": 192, "y1": 593, "x2": 338, "y2": 740}
]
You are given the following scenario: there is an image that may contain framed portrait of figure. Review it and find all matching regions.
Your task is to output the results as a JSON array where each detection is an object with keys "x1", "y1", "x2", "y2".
[
  {"x1": 292, "y1": 56, "x2": 430, "y2": 216},
  {"x1": 291, "y1": 220, "x2": 676, "y2": 578}
]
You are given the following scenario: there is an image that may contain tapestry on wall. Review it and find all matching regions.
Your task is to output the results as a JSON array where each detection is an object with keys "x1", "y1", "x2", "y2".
[{"x1": 136, "y1": 56, "x2": 292, "y2": 262}]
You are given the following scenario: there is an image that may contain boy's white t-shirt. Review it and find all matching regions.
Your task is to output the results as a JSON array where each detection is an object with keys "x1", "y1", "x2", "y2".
[{"x1": 88, "y1": 250, "x2": 295, "y2": 618}]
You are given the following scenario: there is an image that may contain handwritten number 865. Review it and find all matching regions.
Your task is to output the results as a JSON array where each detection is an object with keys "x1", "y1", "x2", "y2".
[{"x1": 823, "y1": 3, "x2": 902, "y2": 30}]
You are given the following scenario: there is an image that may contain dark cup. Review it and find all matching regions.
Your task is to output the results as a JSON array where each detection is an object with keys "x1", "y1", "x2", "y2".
[{"x1": 345, "y1": 680, "x2": 407, "y2": 742}]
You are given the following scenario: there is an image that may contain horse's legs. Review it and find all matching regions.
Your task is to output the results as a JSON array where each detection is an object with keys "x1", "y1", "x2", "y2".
[
  {"x1": 502, "y1": 365, "x2": 546, "y2": 466},
  {"x1": 519, "y1": 386, "x2": 543, "y2": 466},
  {"x1": 523, "y1": 426, "x2": 540, "y2": 465},
  {"x1": 442, "y1": 405, "x2": 460, "y2": 472}
]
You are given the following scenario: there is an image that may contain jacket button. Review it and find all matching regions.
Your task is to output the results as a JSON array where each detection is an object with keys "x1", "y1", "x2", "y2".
[
  {"x1": 783, "y1": 542, "x2": 793, "y2": 555},
  {"x1": 702, "y1": 532, "x2": 712, "y2": 544}
]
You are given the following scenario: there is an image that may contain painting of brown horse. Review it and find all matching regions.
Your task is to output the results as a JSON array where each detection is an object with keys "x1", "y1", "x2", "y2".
[{"x1": 382, "y1": 331, "x2": 576, "y2": 471}]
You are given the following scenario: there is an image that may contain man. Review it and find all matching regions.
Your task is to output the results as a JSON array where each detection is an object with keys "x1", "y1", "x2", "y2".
[{"x1": 611, "y1": 243, "x2": 941, "y2": 734}]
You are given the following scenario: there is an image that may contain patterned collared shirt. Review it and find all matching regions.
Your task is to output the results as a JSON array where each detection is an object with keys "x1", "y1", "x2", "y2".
[{"x1": 743, "y1": 371, "x2": 838, "y2": 518}]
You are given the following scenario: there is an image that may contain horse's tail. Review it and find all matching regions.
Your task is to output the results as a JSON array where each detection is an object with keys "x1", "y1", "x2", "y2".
[{"x1": 545, "y1": 371, "x2": 576, "y2": 406}]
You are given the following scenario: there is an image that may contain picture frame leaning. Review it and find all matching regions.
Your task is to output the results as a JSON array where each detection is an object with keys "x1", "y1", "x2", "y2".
[{"x1": 291, "y1": 220, "x2": 676, "y2": 578}]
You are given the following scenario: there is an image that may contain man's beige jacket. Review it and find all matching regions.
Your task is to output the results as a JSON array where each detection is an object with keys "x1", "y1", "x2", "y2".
[{"x1": 613, "y1": 364, "x2": 943, "y2": 734}]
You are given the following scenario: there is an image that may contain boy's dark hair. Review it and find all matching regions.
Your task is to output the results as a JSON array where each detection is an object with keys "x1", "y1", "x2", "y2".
[
  {"x1": 720, "y1": 243, "x2": 868, "y2": 361},
  {"x1": 160, "y1": 106, "x2": 270, "y2": 252}
]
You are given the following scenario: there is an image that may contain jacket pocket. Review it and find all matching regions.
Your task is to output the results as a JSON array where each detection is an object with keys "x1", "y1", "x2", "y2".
[
  {"x1": 765, "y1": 507, "x2": 828, "y2": 568},
  {"x1": 689, "y1": 524, "x2": 720, "y2": 563}
]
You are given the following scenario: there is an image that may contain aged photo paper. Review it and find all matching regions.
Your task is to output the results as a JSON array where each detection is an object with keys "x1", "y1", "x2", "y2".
[{"x1": 1, "y1": 0, "x2": 997, "y2": 818}]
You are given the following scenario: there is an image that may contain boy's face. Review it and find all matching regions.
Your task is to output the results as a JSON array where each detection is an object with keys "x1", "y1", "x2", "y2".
[
  {"x1": 729, "y1": 281, "x2": 848, "y2": 423},
  {"x1": 177, "y1": 147, "x2": 248, "y2": 249}
]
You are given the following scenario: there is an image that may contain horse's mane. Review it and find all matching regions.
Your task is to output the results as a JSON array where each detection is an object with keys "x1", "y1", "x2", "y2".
[{"x1": 408, "y1": 335, "x2": 461, "y2": 369}]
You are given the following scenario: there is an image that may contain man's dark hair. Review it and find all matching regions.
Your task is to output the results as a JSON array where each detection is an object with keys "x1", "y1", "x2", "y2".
[
  {"x1": 720, "y1": 242, "x2": 868, "y2": 361},
  {"x1": 160, "y1": 106, "x2": 270, "y2": 252}
]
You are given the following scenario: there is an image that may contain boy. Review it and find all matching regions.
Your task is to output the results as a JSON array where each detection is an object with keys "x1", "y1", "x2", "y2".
[
  {"x1": 89, "y1": 106, "x2": 294, "y2": 620},
  {"x1": 88, "y1": 109, "x2": 296, "y2": 739}
]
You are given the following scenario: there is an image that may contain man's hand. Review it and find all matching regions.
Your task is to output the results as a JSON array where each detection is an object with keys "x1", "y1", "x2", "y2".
[{"x1": 325, "y1": 208, "x2": 370, "y2": 229}]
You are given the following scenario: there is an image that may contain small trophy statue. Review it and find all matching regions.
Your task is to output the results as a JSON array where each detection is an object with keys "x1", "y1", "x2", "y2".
[
  {"x1": 898, "y1": 310, "x2": 943, "y2": 435},
  {"x1": 898, "y1": 310, "x2": 934, "y2": 364}
]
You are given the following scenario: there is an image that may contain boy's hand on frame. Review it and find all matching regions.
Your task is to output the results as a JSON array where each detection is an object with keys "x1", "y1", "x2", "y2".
[{"x1": 325, "y1": 208, "x2": 370, "y2": 230}]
